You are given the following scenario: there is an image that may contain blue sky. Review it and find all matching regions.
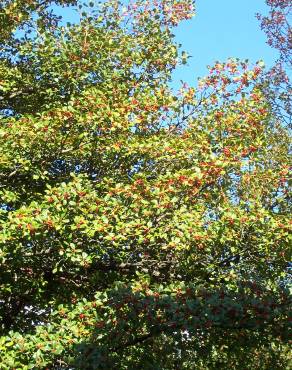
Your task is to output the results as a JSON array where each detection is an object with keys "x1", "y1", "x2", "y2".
[{"x1": 172, "y1": 0, "x2": 277, "y2": 86}]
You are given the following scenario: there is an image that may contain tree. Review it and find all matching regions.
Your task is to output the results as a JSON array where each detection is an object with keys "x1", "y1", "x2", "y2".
[
  {"x1": 257, "y1": 0, "x2": 291, "y2": 125},
  {"x1": 0, "y1": 1, "x2": 291, "y2": 368}
]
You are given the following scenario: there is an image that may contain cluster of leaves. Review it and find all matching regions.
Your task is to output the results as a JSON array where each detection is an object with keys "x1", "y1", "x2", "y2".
[
  {"x1": 256, "y1": 0, "x2": 291, "y2": 125},
  {"x1": 257, "y1": 0, "x2": 291, "y2": 67},
  {"x1": 0, "y1": 0, "x2": 291, "y2": 368},
  {"x1": 1, "y1": 283, "x2": 291, "y2": 369}
]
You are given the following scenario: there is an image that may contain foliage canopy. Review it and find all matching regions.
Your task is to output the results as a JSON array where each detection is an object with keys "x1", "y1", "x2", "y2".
[{"x1": 0, "y1": 1, "x2": 291, "y2": 369}]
